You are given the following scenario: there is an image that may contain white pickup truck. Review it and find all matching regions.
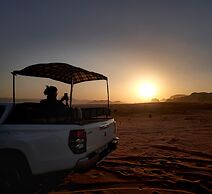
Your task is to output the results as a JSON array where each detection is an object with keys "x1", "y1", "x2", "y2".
[{"x1": 0, "y1": 63, "x2": 118, "y2": 194}]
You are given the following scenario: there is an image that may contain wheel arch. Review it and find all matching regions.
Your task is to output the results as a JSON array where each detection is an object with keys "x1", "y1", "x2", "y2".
[{"x1": 0, "y1": 148, "x2": 32, "y2": 174}]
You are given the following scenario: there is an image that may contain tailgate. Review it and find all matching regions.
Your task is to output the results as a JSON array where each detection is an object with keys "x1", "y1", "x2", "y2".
[{"x1": 84, "y1": 118, "x2": 116, "y2": 153}]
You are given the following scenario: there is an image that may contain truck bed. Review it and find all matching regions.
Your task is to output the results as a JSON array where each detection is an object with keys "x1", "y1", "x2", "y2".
[{"x1": 4, "y1": 103, "x2": 111, "y2": 124}]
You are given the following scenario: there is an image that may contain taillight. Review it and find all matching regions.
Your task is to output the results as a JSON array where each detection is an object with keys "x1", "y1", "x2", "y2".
[{"x1": 69, "y1": 129, "x2": 87, "y2": 154}]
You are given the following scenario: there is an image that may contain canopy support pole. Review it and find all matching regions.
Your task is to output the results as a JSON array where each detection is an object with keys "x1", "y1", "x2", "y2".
[
  {"x1": 106, "y1": 79, "x2": 110, "y2": 110},
  {"x1": 70, "y1": 78, "x2": 73, "y2": 108},
  {"x1": 12, "y1": 72, "x2": 16, "y2": 104}
]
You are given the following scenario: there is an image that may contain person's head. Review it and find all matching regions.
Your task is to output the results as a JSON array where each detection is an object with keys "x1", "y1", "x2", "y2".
[{"x1": 44, "y1": 86, "x2": 58, "y2": 100}]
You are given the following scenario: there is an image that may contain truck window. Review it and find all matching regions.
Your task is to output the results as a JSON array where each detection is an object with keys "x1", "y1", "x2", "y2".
[{"x1": 0, "y1": 105, "x2": 5, "y2": 119}]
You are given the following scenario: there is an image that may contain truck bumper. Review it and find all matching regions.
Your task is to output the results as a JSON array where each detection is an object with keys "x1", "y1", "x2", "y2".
[{"x1": 75, "y1": 137, "x2": 119, "y2": 172}]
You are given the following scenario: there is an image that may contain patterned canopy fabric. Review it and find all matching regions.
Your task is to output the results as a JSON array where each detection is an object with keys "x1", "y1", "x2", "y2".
[{"x1": 13, "y1": 63, "x2": 107, "y2": 84}]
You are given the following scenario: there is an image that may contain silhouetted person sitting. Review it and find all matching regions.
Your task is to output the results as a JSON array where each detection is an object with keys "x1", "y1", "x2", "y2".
[
  {"x1": 40, "y1": 86, "x2": 62, "y2": 104},
  {"x1": 40, "y1": 86, "x2": 68, "y2": 120}
]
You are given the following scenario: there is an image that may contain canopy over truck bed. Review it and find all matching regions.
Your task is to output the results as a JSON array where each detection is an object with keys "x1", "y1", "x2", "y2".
[{"x1": 12, "y1": 63, "x2": 110, "y2": 108}]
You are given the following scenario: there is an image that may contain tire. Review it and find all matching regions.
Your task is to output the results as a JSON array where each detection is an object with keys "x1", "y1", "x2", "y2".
[{"x1": 0, "y1": 153, "x2": 34, "y2": 194}]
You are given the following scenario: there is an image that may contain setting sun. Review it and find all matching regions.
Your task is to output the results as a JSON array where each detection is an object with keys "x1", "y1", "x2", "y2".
[{"x1": 139, "y1": 83, "x2": 156, "y2": 100}]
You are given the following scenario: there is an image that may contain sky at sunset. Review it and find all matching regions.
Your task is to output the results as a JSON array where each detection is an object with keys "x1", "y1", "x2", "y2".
[{"x1": 0, "y1": 0, "x2": 212, "y2": 103}]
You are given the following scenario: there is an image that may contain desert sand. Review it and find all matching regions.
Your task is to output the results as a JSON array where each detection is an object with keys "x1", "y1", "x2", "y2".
[{"x1": 36, "y1": 103, "x2": 212, "y2": 194}]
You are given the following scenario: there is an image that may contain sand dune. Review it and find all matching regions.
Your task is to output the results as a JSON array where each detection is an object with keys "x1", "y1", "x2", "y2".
[{"x1": 35, "y1": 103, "x2": 212, "y2": 194}]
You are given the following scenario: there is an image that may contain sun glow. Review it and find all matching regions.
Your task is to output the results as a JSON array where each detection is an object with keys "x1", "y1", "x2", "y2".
[{"x1": 139, "y1": 83, "x2": 156, "y2": 100}]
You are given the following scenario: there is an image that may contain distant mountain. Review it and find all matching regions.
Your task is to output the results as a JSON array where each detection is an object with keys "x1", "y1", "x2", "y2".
[
  {"x1": 73, "y1": 99, "x2": 123, "y2": 104},
  {"x1": 151, "y1": 98, "x2": 160, "y2": 102},
  {"x1": 169, "y1": 94, "x2": 187, "y2": 100},
  {"x1": 0, "y1": 98, "x2": 40, "y2": 103},
  {"x1": 167, "y1": 92, "x2": 212, "y2": 103}
]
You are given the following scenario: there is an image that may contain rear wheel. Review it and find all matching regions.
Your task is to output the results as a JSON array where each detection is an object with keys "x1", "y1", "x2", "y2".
[{"x1": 0, "y1": 153, "x2": 34, "y2": 194}]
